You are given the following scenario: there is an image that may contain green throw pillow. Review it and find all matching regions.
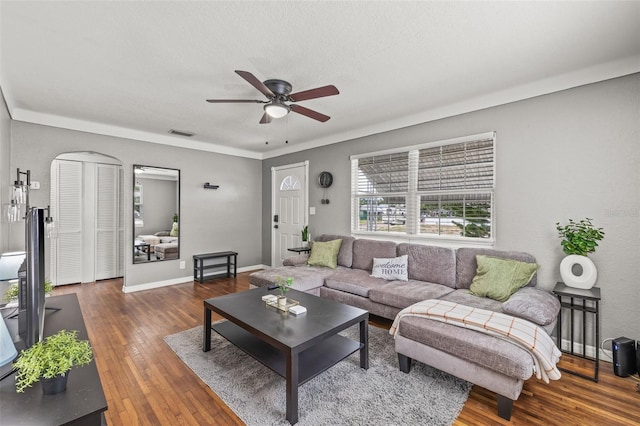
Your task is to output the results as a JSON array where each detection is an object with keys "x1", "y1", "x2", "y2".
[
  {"x1": 307, "y1": 239, "x2": 343, "y2": 269},
  {"x1": 469, "y1": 255, "x2": 539, "y2": 302}
]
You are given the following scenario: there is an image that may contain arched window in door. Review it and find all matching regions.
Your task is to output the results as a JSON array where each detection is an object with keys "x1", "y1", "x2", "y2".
[{"x1": 280, "y1": 175, "x2": 301, "y2": 191}]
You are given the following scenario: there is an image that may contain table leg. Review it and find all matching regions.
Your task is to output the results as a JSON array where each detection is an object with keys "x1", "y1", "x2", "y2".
[
  {"x1": 359, "y1": 319, "x2": 369, "y2": 369},
  {"x1": 203, "y1": 306, "x2": 212, "y2": 352},
  {"x1": 233, "y1": 254, "x2": 237, "y2": 277},
  {"x1": 286, "y1": 350, "x2": 299, "y2": 425},
  {"x1": 227, "y1": 255, "x2": 231, "y2": 277}
]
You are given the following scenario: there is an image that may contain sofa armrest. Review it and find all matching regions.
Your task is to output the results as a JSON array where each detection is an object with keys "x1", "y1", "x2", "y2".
[
  {"x1": 283, "y1": 254, "x2": 309, "y2": 266},
  {"x1": 502, "y1": 287, "x2": 560, "y2": 326}
]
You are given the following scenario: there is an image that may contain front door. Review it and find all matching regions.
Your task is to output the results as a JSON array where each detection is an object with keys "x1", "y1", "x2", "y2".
[{"x1": 271, "y1": 162, "x2": 308, "y2": 266}]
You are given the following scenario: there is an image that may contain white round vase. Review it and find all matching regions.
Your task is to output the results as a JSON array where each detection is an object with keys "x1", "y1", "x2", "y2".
[{"x1": 560, "y1": 254, "x2": 597, "y2": 289}]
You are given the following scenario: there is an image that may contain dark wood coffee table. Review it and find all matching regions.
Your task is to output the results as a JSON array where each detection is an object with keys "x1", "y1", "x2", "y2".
[{"x1": 203, "y1": 287, "x2": 369, "y2": 425}]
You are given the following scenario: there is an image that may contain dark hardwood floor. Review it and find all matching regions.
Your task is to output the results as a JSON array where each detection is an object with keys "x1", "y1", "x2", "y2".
[{"x1": 52, "y1": 273, "x2": 640, "y2": 425}]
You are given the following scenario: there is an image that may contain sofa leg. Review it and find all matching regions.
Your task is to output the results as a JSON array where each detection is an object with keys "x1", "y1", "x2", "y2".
[
  {"x1": 497, "y1": 395, "x2": 513, "y2": 420},
  {"x1": 398, "y1": 353, "x2": 412, "y2": 373}
]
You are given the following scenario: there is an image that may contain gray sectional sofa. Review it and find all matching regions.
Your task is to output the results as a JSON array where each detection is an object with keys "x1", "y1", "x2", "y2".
[{"x1": 249, "y1": 234, "x2": 560, "y2": 420}]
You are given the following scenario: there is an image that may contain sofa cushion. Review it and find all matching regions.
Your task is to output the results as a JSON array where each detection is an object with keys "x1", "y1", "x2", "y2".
[
  {"x1": 369, "y1": 280, "x2": 455, "y2": 309},
  {"x1": 315, "y1": 234, "x2": 356, "y2": 268},
  {"x1": 439, "y1": 289, "x2": 504, "y2": 312},
  {"x1": 396, "y1": 316, "x2": 535, "y2": 380},
  {"x1": 283, "y1": 254, "x2": 308, "y2": 266},
  {"x1": 307, "y1": 239, "x2": 342, "y2": 269},
  {"x1": 351, "y1": 239, "x2": 397, "y2": 271},
  {"x1": 323, "y1": 268, "x2": 388, "y2": 297},
  {"x1": 502, "y1": 287, "x2": 561, "y2": 326},
  {"x1": 249, "y1": 266, "x2": 337, "y2": 293},
  {"x1": 397, "y1": 243, "x2": 456, "y2": 288},
  {"x1": 469, "y1": 255, "x2": 539, "y2": 302},
  {"x1": 456, "y1": 248, "x2": 537, "y2": 289},
  {"x1": 370, "y1": 255, "x2": 408, "y2": 281}
]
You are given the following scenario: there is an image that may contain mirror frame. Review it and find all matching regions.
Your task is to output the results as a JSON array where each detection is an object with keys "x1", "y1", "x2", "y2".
[{"x1": 132, "y1": 165, "x2": 180, "y2": 264}]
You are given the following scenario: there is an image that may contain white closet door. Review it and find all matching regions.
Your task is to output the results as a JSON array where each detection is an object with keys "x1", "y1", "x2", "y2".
[
  {"x1": 118, "y1": 167, "x2": 125, "y2": 276},
  {"x1": 95, "y1": 164, "x2": 119, "y2": 280},
  {"x1": 53, "y1": 160, "x2": 83, "y2": 285}
]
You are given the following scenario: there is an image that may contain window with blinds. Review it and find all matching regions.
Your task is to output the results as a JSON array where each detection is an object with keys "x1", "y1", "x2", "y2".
[{"x1": 351, "y1": 132, "x2": 495, "y2": 242}]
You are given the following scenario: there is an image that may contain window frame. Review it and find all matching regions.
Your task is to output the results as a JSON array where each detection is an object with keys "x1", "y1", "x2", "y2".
[{"x1": 350, "y1": 131, "x2": 496, "y2": 246}]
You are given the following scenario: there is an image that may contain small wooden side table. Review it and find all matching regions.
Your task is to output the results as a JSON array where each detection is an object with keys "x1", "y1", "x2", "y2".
[{"x1": 552, "y1": 282, "x2": 601, "y2": 382}]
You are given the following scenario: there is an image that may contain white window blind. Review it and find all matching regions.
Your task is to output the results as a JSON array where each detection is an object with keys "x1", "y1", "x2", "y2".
[{"x1": 351, "y1": 132, "x2": 495, "y2": 242}]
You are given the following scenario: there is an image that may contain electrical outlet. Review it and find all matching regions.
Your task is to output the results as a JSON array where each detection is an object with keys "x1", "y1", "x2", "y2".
[{"x1": 179, "y1": 261, "x2": 186, "y2": 269}]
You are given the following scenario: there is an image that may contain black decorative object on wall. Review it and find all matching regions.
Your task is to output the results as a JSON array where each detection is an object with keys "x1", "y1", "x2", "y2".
[
  {"x1": 319, "y1": 171, "x2": 333, "y2": 204},
  {"x1": 318, "y1": 171, "x2": 333, "y2": 188},
  {"x1": 204, "y1": 183, "x2": 219, "y2": 189}
]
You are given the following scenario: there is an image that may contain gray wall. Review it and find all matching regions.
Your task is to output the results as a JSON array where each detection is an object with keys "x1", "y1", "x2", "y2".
[
  {"x1": 9, "y1": 121, "x2": 262, "y2": 288},
  {"x1": 263, "y1": 73, "x2": 640, "y2": 342}
]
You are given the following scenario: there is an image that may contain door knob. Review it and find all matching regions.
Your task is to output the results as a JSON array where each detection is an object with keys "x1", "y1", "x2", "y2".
[{"x1": 274, "y1": 225, "x2": 279, "y2": 229}]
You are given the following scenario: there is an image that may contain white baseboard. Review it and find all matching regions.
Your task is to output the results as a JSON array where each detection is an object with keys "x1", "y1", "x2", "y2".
[
  {"x1": 122, "y1": 275, "x2": 193, "y2": 293},
  {"x1": 122, "y1": 264, "x2": 266, "y2": 293},
  {"x1": 559, "y1": 338, "x2": 613, "y2": 362},
  {"x1": 239, "y1": 264, "x2": 267, "y2": 272}
]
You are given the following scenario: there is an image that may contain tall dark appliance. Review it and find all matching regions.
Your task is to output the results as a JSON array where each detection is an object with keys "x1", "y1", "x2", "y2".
[
  {"x1": 18, "y1": 208, "x2": 46, "y2": 347},
  {"x1": 612, "y1": 337, "x2": 636, "y2": 377}
]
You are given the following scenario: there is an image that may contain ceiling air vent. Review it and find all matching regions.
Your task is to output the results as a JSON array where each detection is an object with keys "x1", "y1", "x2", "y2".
[{"x1": 169, "y1": 129, "x2": 195, "y2": 137}]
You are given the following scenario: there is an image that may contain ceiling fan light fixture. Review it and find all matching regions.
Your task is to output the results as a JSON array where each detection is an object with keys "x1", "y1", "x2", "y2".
[{"x1": 264, "y1": 102, "x2": 290, "y2": 119}]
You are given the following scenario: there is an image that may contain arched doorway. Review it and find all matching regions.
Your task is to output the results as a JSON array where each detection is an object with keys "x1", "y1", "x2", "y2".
[{"x1": 50, "y1": 152, "x2": 124, "y2": 285}]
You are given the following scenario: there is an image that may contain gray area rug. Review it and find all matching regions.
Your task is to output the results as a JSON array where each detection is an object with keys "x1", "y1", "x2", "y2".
[{"x1": 164, "y1": 323, "x2": 471, "y2": 425}]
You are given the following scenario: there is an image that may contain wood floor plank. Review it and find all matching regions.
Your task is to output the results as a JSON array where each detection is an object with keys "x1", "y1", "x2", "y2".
[{"x1": 51, "y1": 273, "x2": 640, "y2": 425}]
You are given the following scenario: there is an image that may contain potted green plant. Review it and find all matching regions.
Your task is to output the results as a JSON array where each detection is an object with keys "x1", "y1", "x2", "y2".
[
  {"x1": 2, "y1": 279, "x2": 53, "y2": 304},
  {"x1": 13, "y1": 329, "x2": 93, "y2": 394},
  {"x1": 301, "y1": 225, "x2": 309, "y2": 247},
  {"x1": 170, "y1": 213, "x2": 179, "y2": 237},
  {"x1": 556, "y1": 218, "x2": 605, "y2": 289},
  {"x1": 275, "y1": 276, "x2": 293, "y2": 306}
]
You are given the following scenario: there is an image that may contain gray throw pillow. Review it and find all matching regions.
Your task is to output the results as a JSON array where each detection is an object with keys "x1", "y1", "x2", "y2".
[{"x1": 502, "y1": 287, "x2": 561, "y2": 326}]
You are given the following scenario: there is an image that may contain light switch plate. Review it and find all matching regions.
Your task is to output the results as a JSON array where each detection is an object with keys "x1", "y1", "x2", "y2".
[{"x1": 310, "y1": 206, "x2": 316, "y2": 215}]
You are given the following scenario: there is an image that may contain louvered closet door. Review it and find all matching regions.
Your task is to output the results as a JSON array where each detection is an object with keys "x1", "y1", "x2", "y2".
[
  {"x1": 53, "y1": 160, "x2": 83, "y2": 285},
  {"x1": 95, "y1": 164, "x2": 120, "y2": 280}
]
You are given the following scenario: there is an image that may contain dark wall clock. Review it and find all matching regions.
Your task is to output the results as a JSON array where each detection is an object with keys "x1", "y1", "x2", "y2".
[{"x1": 318, "y1": 171, "x2": 333, "y2": 188}]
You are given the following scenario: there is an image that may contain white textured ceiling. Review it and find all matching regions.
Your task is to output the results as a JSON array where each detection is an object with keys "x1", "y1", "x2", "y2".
[{"x1": 2, "y1": 1, "x2": 639, "y2": 160}]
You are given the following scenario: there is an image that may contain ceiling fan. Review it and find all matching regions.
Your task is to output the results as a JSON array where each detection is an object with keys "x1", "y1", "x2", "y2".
[{"x1": 206, "y1": 70, "x2": 339, "y2": 124}]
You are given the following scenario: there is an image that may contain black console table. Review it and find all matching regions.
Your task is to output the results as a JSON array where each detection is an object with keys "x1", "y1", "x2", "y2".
[
  {"x1": 193, "y1": 251, "x2": 238, "y2": 283},
  {"x1": 552, "y1": 282, "x2": 601, "y2": 382},
  {"x1": 0, "y1": 294, "x2": 108, "y2": 425},
  {"x1": 287, "y1": 246, "x2": 311, "y2": 254}
]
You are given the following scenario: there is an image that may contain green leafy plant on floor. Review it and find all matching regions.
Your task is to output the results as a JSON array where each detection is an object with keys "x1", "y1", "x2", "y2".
[
  {"x1": 556, "y1": 218, "x2": 605, "y2": 256},
  {"x1": 13, "y1": 329, "x2": 93, "y2": 393},
  {"x1": 2, "y1": 279, "x2": 53, "y2": 303},
  {"x1": 275, "y1": 276, "x2": 294, "y2": 298}
]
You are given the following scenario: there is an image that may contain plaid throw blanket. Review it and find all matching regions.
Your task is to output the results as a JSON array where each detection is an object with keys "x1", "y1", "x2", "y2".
[{"x1": 389, "y1": 299, "x2": 562, "y2": 383}]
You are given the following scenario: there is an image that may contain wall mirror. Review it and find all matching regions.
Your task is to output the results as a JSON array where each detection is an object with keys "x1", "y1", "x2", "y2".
[{"x1": 133, "y1": 165, "x2": 180, "y2": 264}]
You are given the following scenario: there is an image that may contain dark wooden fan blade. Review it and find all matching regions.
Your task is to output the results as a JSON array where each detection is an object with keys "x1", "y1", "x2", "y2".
[
  {"x1": 206, "y1": 99, "x2": 265, "y2": 103},
  {"x1": 289, "y1": 85, "x2": 339, "y2": 102},
  {"x1": 235, "y1": 70, "x2": 274, "y2": 98},
  {"x1": 259, "y1": 112, "x2": 272, "y2": 124},
  {"x1": 290, "y1": 104, "x2": 330, "y2": 122}
]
